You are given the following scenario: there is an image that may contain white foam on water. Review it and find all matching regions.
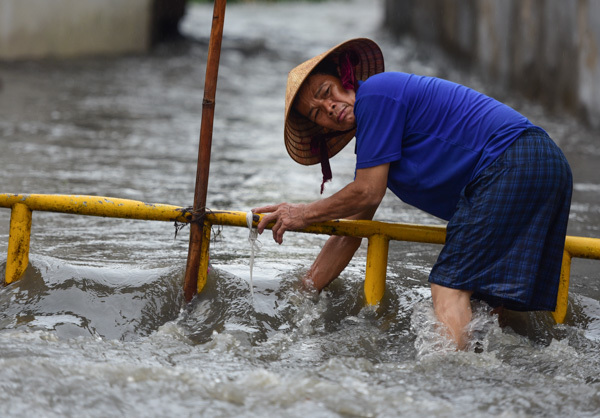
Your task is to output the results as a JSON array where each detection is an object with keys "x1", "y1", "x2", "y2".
[
  {"x1": 29, "y1": 314, "x2": 82, "y2": 329},
  {"x1": 246, "y1": 210, "x2": 260, "y2": 300}
]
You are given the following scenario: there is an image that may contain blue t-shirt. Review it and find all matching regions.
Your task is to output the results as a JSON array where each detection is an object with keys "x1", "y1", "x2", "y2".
[{"x1": 354, "y1": 72, "x2": 535, "y2": 220}]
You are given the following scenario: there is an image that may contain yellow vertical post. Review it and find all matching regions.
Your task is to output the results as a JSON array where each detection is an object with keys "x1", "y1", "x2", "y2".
[
  {"x1": 5, "y1": 203, "x2": 33, "y2": 284},
  {"x1": 552, "y1": 249, "x2": 571, "y2": 324},
  {"x1": 364, "y1": 234, "x2": 389, "y2": 305},
  {"x1": 196, "y1": 220, "x2": 212, "y2": 294}
]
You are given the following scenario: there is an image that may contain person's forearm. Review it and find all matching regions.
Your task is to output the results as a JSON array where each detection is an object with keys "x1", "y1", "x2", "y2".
[
  {"x1": 303, "y1": 181, "x2": 382, "y2": 224},
  {"x1": 304, "y1": 202, "x2": 379, "y2": 291},
  {"x1": 254, "y1": 164, "x2": 388, "y2": 244},
  {"x1": 303, "y1": 235, "x2": 363, "y2": 291}
]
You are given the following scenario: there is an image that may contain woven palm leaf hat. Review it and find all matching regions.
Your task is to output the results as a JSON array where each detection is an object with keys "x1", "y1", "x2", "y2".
[{"x1": 284, "y1": 38, "x2": 385, "y2": 166}]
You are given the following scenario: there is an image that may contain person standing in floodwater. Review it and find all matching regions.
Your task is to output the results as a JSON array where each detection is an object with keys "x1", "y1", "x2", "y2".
[{"x1": 253, "y1": 38, "x2": 573, "y2": 349}]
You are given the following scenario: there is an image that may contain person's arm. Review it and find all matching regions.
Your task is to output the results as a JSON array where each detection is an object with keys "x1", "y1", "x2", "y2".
[
  {"x1": 302, "y1": 205, "x2": 377, "y2": 291},
  {"x1": 253, "y1": 163, "x2": 390, "y2": 244},
  {"x1": 253, "y1": 163, "x2": 389, "y2": 290}
]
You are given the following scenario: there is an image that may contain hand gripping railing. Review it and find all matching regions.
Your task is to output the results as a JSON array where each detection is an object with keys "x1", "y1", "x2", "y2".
[{"x1": 2, "y1": 193, "x2": 600, "y2": 323}]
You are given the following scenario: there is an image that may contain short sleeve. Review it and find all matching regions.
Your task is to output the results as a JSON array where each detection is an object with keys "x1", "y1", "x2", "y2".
[{"x1": 354, "y1": 87, "x2": 407, "y2": 169}]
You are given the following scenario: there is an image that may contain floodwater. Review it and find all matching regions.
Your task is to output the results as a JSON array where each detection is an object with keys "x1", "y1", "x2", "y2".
[{"x1": 1, "y1": 0, "x2": 600, "y2": 416}]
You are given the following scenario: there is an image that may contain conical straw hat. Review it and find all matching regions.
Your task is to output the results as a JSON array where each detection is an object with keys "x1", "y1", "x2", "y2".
[{"x1": 284, "y1": 38, "x2": 384, "y2": 165}]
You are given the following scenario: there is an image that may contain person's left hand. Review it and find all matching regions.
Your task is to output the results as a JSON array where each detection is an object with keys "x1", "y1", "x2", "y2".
[{"x1": 252, "y1": 203, "x2": 308, "y2": 244}]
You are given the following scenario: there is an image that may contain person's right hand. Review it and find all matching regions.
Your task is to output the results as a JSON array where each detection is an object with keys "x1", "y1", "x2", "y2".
[{"x1": 252, "y1": 203, "x2": 308, "y2": 244}]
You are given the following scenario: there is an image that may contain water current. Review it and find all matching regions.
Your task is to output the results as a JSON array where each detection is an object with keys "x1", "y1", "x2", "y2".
[{"x1": 1, "y1": 1, "x2": 600, "y2": 416}]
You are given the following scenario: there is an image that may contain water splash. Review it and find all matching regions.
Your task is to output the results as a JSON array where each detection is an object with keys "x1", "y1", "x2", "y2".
[
  {"x1": 246, "y1": 210, "x2": 259, "y2": 299},
  {"x1": 411, "y1": 300, "x2": 502, "y2": 359}
]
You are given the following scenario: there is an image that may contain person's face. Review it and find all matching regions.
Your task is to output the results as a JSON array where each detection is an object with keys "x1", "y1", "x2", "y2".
[{"x1": 295, "y1": 73, "x2": 356, "y2": 132}]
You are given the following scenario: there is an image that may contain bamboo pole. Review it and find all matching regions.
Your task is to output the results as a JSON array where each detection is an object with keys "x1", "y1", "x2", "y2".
[{"x1": 183, "y1": 0, "x2": 227, "y2": 302}]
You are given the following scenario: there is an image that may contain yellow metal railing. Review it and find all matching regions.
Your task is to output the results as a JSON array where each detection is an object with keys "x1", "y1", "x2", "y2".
[{"x1": 2, "y1": 193, "x2": 600, "y2": 324}]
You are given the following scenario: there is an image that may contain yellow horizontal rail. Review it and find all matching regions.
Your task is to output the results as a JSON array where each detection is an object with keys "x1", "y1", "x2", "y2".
[
  {"x1": 206, "y1": 210, "x2": 446, "y2": 243},
  {"x1": 2, "y1": 193, "x2": 600, "y2": 325},
  {"x1": 565, "y1": 235, "x2": 600, "y2": 260},
  {"x1": 0, "y1": 193, "x2": 191, "y2": 223}
]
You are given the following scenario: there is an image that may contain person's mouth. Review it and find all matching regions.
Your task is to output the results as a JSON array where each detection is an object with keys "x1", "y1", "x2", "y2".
[{"x1": 337, "y1": 106, "x2": 347, "y2": 123}]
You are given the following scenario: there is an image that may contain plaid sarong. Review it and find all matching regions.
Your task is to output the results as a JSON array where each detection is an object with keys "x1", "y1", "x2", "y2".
[{"x1": 429, "y1": 128, "x2": 573, "y2": 311}]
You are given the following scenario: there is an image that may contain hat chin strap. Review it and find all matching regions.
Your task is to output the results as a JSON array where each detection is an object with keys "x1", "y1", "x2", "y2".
[
  {"x1": 311, "y1": 136, "x2": 333, "y2": 194},
  {"x1": 310, "y1": 127, "x2": 355, "y2": 194}
]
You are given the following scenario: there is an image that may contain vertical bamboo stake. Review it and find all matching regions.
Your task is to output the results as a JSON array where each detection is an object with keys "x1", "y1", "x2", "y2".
[{"x1": 184, "y1": 0, "x2": 227, "y2": 302}]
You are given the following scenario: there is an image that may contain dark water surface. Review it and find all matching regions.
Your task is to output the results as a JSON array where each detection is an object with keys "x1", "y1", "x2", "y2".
[{"x1": 1, "y1": 1, "x2": 600, "y2": 416}]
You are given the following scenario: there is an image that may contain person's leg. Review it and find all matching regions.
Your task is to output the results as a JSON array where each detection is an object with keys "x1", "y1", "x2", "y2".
[{"x1": 430, "y1": 283, "x2": 474, "y2": 350}]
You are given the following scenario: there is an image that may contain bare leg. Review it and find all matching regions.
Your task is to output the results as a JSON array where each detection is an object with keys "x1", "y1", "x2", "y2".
[{"x1": 430, "y1": 283, "x2": 474, "y2": 350}]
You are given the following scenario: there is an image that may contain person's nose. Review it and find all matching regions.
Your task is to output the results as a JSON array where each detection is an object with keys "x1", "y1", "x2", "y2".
[{"x1": 325, "y1": 99, "x2": 336, "y2": 115}]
